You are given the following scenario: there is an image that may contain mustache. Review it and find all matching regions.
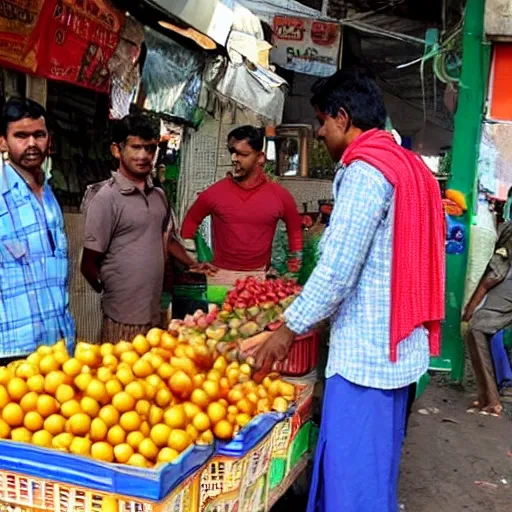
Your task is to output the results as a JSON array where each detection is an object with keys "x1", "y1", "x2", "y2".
[{"x1": 22, "y1": 148, "x2": 44, "y2": 159}]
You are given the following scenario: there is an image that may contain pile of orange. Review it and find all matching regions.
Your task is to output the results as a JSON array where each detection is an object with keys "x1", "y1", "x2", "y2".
[{"x1": 0, "y1": 329, "x2": 294, "y2": 468}]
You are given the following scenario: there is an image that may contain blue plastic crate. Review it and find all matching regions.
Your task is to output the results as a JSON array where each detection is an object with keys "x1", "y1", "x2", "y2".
[
  {"x1": 0, "y1": 440, "x2": 214, "y2": 501},
  {"x1": 216, "y1": 412, "x2": 287, "y2": 457}
]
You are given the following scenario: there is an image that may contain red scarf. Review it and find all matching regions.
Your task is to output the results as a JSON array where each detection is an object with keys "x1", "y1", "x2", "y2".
[{"x1": 342, "y1": 129, "x2": 445, "y2": 362}]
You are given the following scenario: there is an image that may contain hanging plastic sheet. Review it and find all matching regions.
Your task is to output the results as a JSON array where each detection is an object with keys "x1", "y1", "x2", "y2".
[
  {"x1": 142, "y1": 28, "x2": 204, "y2": 122},
  {"x1": 108, "y1": 16, "x2": 144, "y2": 119}
]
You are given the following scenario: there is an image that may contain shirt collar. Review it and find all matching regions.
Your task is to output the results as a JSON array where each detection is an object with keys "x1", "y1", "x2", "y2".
[{"x1": 112, "y1": 170, "x2": 154, "y2": 194}]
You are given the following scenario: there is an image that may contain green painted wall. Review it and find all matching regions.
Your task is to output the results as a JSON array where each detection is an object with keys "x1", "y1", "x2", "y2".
[{"x1": 432, "y1": 0, "x2": 491, "y2": 381}]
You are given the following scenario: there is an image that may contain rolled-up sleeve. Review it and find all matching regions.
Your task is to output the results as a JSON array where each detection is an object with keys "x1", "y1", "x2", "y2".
[
  {"x1": 285, "y1": 162, "x2": 392, "y2": 334},
  {"x1": 84, "y1": 193, "x2": 115, "y2": 254}
]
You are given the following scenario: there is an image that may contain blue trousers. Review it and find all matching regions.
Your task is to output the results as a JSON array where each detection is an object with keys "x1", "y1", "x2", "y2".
[{"x1": 307, "y1": 375, "x2": 409, "y2": 512}]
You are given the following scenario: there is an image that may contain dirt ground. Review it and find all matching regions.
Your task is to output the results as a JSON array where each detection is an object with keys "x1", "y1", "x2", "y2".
[
  {"x1": 273, "y1": 378, "x2": 512, "y2": 511},
  {"x1": 400, "y1": 379, "x2": 512, "y2": 512}
]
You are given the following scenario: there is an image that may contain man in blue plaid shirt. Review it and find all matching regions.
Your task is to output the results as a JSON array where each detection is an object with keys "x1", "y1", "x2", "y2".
[{"x1": 0, "y1": 98, "x2": 75, "y2": 365}]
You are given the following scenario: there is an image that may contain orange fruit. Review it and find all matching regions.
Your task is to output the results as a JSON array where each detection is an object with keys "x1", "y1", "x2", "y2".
[
  {"x1": 190, "y1": 389, "x2": 210, "y2": 409},
  {"x1": 102, "y1": 355, "x2": 118, "y2": 371},
  {"x1": 44, "y1": 414, "x2": 67, "y2": 436},
  {"x1": 236, "y1": 413, "x2": 251, "y2": 428},
  {"x1": 236, "y1": 399, "x2": 254, "y2": 415},
  {"x1": 7, "y1": 377, "x2": 28, "y2": 401},
  {"x1": 105, "y1": 379, "x2": 123, "y2": 397},
  {"x1": 132, "y1": 335, "x2": 150, "y2": 356},
  {"x1": 155, "y1": 388, "x2": 173, "y2": 408},
  {"x1": 197, "y1": 429, "x2": 214, "y2": 445},
  {"x1": 68, "y1": 413, "x2": 91, "y2": 436},
  {"x1": 99, "y1": 405, "x2": 120, "y2": 428},
  {"x1": 213, "y1": 420, "x2": 233, "y2": 440},
  {"x1": 140, "y1": 420, "x2": 151, "y2": 437},
  {"x1": 148, "y1": 405, "x2": 164, "y2": 426},
  {"x1": 192, "y1": 412, "x2": 211, "y2": 432},
  {"x1": 186, "y1": 424, "x2": 199, "y2": 442},
  {"x1": 52, "y1": 432, "x2": 73, "y2": 451},
  {"x1": 116, "y1": 367, "x2": 135, "y2": 386},
  {"x1": 32, "y1": 430, "x2": 53, "y2": 448},
  {"x1": 150, "y1": 423, "x2": 171, "y2": 448},
  {"x1": 55, "y1": 384, "x2": 75, "y2": 404},
  {"x1": 203, "y1": 380, "x2": 220, "y2": 401},
  {"x1": 70, "y1": 436, "x2": 92, "y2": 456},
  {"x1": 133, "y1": 359, "x2": 153, "y2": 378},
  {"x1": 148, "y1": 354, "x2": 164, "y2": 371},
  {"x1": 91, "y1": 442, "x2": 114, "y2": 462},
  {"x1": 126, "y1": 431, "x2": 145, "y2": 450},
  {"x1": 160, "y1": 332, "x2": 178, "y2": 351},
  {"x1": 23, "y1": 411, "x2": 44, "y2": 432},
  {"x1": 11, "y1": 427, "x2": 32, "y2": 443},
  {"x1": 163, "y1": 406, "x2": 187, "y2": 429},
  {"x1": 207, "y1": 402, "x2": 227, "y2": 424},
  {"x1": 0, "y1": 385, "x2": 8, "y2": 409},
  {"x1": 20, "y1": 391, "x2": 38, "y2": 412},
  {"x1": 44, "y1": 371, "x2": 68, "y2": 395},
  {"x1": 213, "y1": 356, "x2": 228, "y2": 373},
  {"x1": 3, "y1": 403, "x2": 24, "y2": 427},
  {"x1": 120, "y1": 351, "x2": 139, "y2": 366},
  {"x1": 228, "y1": 389, "x2": 243, "y2": 405},
  {"x1": 76, "y1": 348, "x2": 100, "y2": 368},
  {"x1": 144, "y1": 382, "x2": 157, "y2": 401},
  {"x1": 61, "y1": 399, "x2": 82, "y2": 419},
  {"x1": 36, "y1": 394, "x2": 59, "y2": 417},
  {"x1": 125, "y1": 381, "x2": 146, "y2": 401},
  {"x1": 146, "y1": 328, "x2": 163, "y2": 347},
  {"x1": 127, "y1": 453, "x2": 149, "y2": 467},
  {"x1": 16, "y1": 362, "x2": 39, "y2": 379},
  {"x1": 138, "y1": 438, "x2": 159, "y2": 461},
  {"x1": 0, "y1": 367, "x2": 12, "y2": 386},
  {"x1": 86, "y1": 379, "x2": 107, "y2": 403},
  {"x1": 114, "y1": 443, "x2": 134, "y2": 463},
  {"x1": 112, "y1": 392, "x2": 136, "y2": 413},
  {"x1": 168, "y1": 429, "x2": 192, "y2": 453},
  {"x1": 107, "y1": 425, "x2": 126, "y2": 446},
  {"x1": 272, "y1": 397, "x2": 289, "y2": 413},
  {"x1": 26, "y1": 374, "x2": 45, "y2": 393},
  {"x1": 0, "y1": 418, "x2": 11, "y2": 439},
  {"x1": 81, "y1": 397, "x2": 100, "y2": 418},
  {"x1": 146, "y1": 374, "x2": 164, "y2": 391},
  {"x1": 183, "y1": 402, "x2": 201, "y2": 420},
  {"x1": 169, "y1": 371, "x2": 193, "y2": 401},
  {"x1": 207, "y1": 369, "x2": 222, "y2": 382},
  {"x1": 100, "y1": 343, "x2": 115, "y2": 357},
  {"x1": 119, "y1": 411, "x2": 141, "y2": 433},
  {"x1": 157, "y1": 447, "x2": 179, "y2": 464},
  {"x1": 62, "y1": 358, "x2": 83, "y2": 377},
  {"x1": 135, "y1": 399, "x2": 151, "y2": 417},
  {"x1": 90, "y1": 418, "x2": 108, "y2": 442},
  {"x1": 113, "y1": 341, "x2": 133, "y2": 357},
  {"x1": 74, "y1": 373, "x2": 93, "y2": 392},
  {"x1": 157, "y1": 363, "x2": 173, "y2": 380},
  {"x1": 39, "y1": 355, "x2": 60, "y2": 375}
]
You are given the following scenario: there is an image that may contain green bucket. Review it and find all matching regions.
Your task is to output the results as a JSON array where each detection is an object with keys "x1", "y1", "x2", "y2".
[{"x1": 206, "y1": 285, "x2": 228, "y2": 305}]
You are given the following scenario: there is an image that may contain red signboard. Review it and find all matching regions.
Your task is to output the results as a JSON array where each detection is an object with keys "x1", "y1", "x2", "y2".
[{"x1": 0, "y1": 0, "x2": 124, "y2": 93}]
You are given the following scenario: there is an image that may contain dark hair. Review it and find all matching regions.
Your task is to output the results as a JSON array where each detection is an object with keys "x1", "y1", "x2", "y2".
[
  {"x1": 228, "y1": 125, "x2": 264, "y2": 152},
  {"x1": 311, "y1": 69, "x2": 387, "y2": 131},
  {"x1": 0, "y1": 97, "x2": 49, "y2": 136},
  {"x1": 111, "y1": 114, "x2": 159, "y2": 144}
]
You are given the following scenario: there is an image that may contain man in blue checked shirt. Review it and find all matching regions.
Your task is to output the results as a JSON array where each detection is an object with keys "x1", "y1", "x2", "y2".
[
  {"x1": 253, "y1": 70, "x2": 444, "y2": 512},
  {"x1": 0, "y1": 98, "x2": 75, "y2": 365}
]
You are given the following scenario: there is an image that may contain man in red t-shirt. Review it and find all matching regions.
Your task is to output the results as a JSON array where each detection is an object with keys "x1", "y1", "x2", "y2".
[{"x1": 181, "y1": 126, "x2": 302, "y2": 278}]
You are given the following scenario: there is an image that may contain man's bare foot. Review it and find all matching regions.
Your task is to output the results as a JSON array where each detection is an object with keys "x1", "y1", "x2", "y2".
[{"x1": 471, "y1": 400, "x2": 503, "y2": 416}]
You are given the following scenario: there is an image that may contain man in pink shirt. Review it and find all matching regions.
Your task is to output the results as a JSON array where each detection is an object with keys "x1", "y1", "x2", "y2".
[{"x1": 181, "y1": 126, "x2": 302, "y2": 278}]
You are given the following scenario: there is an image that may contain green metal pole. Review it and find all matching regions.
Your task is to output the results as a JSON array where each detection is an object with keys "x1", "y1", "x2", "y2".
[{"x1": 431, "y1": 0, "x2": 490, "y2": 381}]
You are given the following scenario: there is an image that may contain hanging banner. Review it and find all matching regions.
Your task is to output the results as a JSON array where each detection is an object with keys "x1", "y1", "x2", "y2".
[
  {"x1": 0, "y1": 0, "x2": 46, "y2": 73},
  {"x1": 35, "y1": 0, "x2": 124, "y2": 93},
  {"x1": 271, "y1": 16, "x2": 341, "y2": 77}
]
